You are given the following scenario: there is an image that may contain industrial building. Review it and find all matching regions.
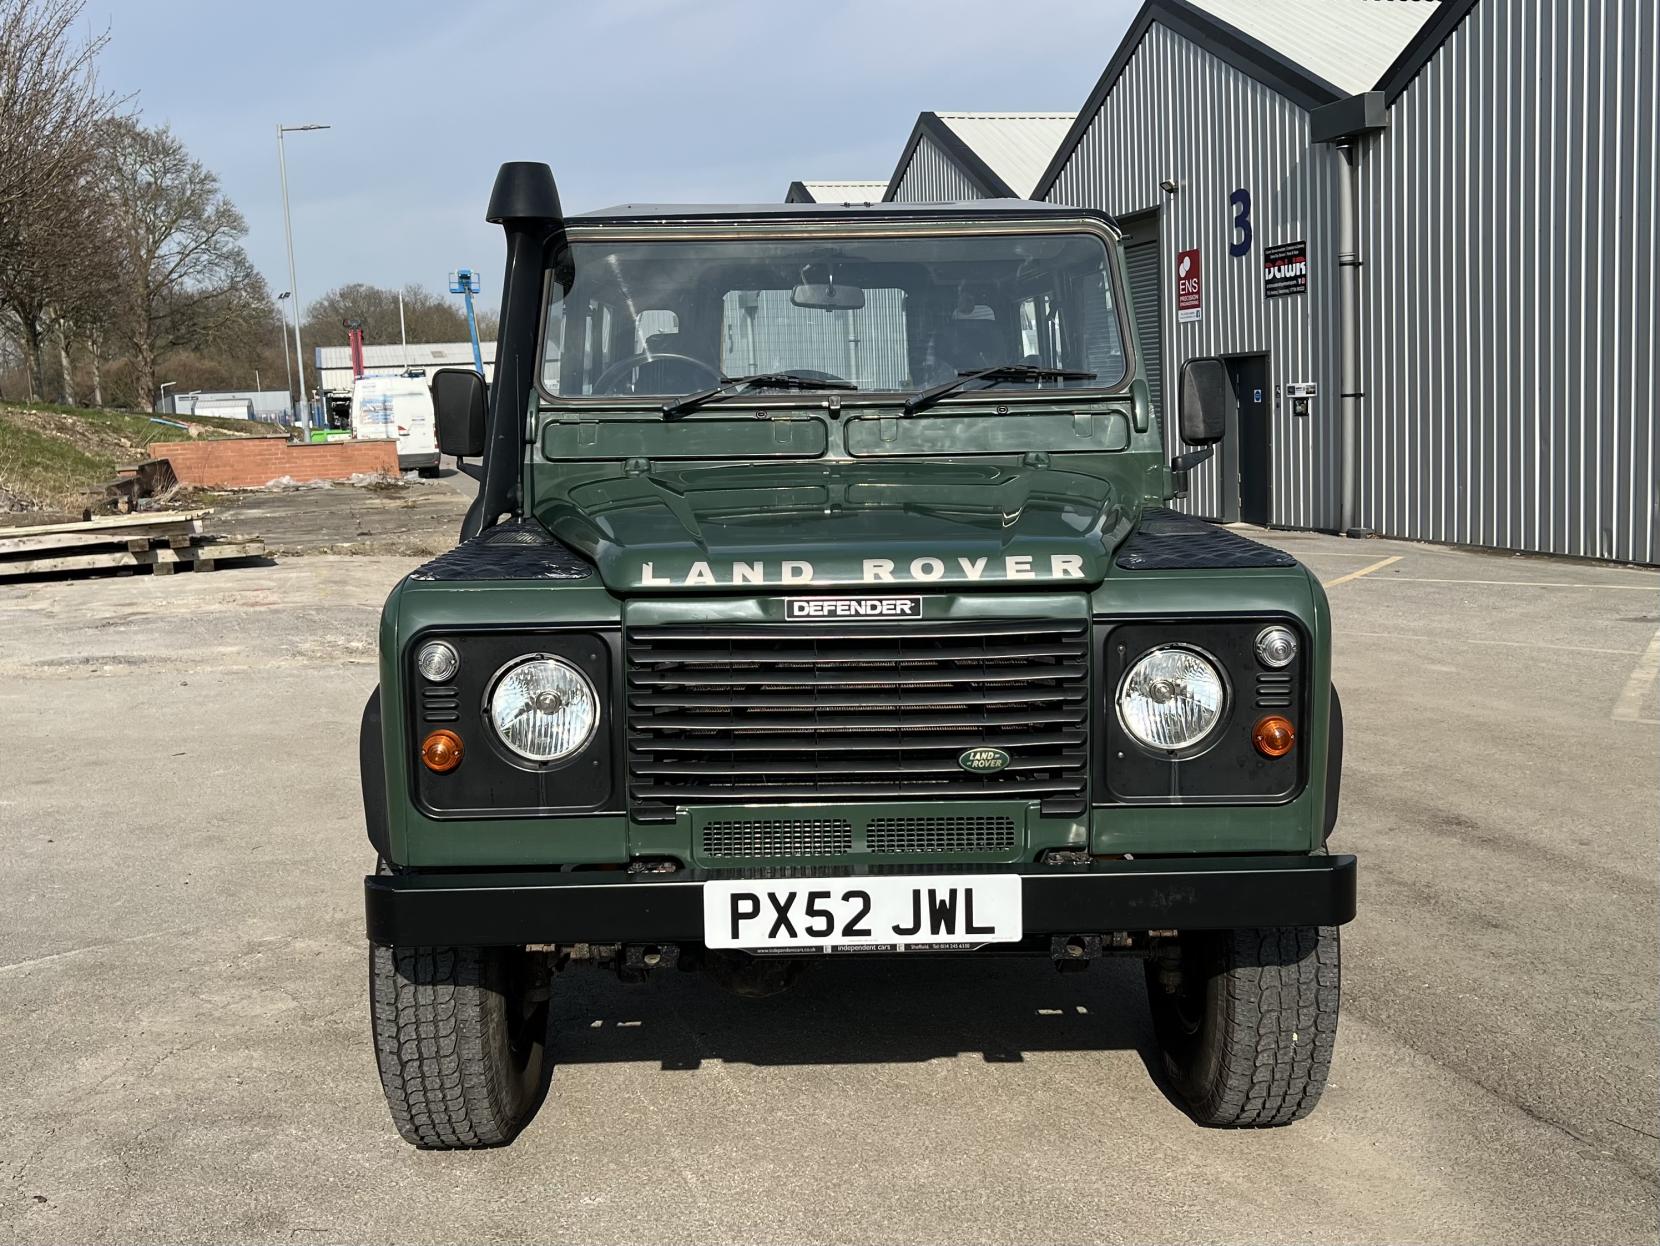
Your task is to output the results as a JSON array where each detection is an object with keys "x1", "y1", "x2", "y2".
[
  {"x1": 313, "y1": 340, "x2": 496, "y2": 396},
  {"x1": 885, "y1": 112, "x2": 1076, "y2": 202},
  {"x1": 863, "y1": 0, "x2": 1654, "y2": 566},
  {"x1": 784, "y1": 180, "x2": 888, "y2": 204},
  {"x1": 160, "y1": 389, "x2": 291, "y2": 422}
]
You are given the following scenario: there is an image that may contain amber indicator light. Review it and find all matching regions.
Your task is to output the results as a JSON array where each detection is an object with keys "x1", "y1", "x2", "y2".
[
  {"x1": 421, "y1": 729, "x2": 464, "y2": 773},
  {"x1": 1252, "y1": 715, "x2": 1296, "y2": 758}
]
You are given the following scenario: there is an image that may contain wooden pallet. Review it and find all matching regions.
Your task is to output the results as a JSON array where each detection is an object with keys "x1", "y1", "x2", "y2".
[
  {"x1": 0, "y1": 510, "x2": 209, "y2": 555},
  {"x1": 0, "y1": 511, "x2": 263, "y2": 580}
]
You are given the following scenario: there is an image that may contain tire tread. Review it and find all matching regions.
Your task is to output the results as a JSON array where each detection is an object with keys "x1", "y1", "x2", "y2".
[
  {"x1": 1199, "y1": 925, "x2": 1340, "y2": 1127},
  {"x1": 369, "y1": 943, "x2": 534, "y2": 1148}
]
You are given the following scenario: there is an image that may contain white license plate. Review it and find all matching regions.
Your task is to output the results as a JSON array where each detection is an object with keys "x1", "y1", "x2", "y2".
[{"x1": 703, "y1": 875, "x2": 1022, "y2": 951}]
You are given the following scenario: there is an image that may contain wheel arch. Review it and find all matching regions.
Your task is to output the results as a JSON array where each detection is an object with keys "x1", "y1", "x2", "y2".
[{"x1": 361, "y1": 687, "x2": 392, "y2": 862}]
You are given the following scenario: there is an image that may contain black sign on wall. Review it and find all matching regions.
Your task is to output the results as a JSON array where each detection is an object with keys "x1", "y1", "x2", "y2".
[{"x1": 1264, "y1": 241, "x2": 1308, "y2": 298}]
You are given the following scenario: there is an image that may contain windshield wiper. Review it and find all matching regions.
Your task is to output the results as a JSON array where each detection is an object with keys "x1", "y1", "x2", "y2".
[
  {"x1": 661, "y1": 372, "x2": 857, "y2": 420},
  {"x1": 901, "y1": 363, "x2": 1097, "y2": 416}
]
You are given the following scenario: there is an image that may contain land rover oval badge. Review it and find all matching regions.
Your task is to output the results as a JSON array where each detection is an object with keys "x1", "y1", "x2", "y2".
[{"x1": 958, "y1": 746, "x2": 1011, "y2": 773}]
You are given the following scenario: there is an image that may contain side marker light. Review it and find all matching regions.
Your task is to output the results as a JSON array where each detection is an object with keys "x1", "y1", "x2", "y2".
[
  {"x1": 1252, "y1": 716, "x2": 1296, "y2": 758},
  {"x1": 421, "y1": 729, "x2": 464, "y2": 773}
]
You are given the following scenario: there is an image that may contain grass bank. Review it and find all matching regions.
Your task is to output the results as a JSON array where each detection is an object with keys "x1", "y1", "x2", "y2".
[{"x1": 0, "y1": 401, "x2": 269, "y2": 517}]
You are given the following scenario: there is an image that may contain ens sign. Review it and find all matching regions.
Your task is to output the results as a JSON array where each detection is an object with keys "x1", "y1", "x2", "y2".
[{"x1": 1176, "y1": 248, "x2": 1202, "y2": 323}]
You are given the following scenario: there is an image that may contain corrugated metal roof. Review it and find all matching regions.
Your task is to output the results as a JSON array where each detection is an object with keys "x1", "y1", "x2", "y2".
[
  {"x1": 932, "y1": 113, "x2": 1077, "y2": 198},
  {"x1": 312, "y1": 340, "x2": 497, "y2": 369},
  {"x1": 1183, "y1": 0, "x2": 1439, "y2": 95},
  {"x1": 798, "y1": 180, "x2": 888, "y2": 202}
]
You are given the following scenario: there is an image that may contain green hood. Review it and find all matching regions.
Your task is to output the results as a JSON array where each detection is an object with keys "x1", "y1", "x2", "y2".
[{"x1": 540, "y1": 460, "x2": 1135, "y2": 593}]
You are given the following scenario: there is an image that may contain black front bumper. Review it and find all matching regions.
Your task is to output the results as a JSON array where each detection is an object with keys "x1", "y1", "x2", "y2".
[{"x1": 365, "y1": 854, "x2": 1356, "y2": 947}]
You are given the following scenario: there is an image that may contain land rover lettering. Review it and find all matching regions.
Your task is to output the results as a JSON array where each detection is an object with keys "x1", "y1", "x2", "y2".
[{"x1": 633, "y1": 554, "x2": 1091, "y2": 588}]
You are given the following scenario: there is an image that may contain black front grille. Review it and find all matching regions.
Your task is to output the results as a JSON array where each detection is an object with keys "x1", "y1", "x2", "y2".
[
  {"x1": 702, "y1": 819, "x2": 854, "y2": 859},
  {"x1": 626, "y1": 616, "x2": 1089, "y2": 815},
  {"x1": 867, "y1": 816, "x2": 1017, "y2": 854}
]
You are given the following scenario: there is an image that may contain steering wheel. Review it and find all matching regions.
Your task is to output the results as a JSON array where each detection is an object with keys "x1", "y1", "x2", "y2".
[{"x1": 591, "y1": 351, "x2": 721, "y2": 395}]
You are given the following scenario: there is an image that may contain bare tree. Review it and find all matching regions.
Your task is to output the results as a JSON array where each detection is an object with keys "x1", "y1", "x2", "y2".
[
  {"x1": 101, "y1": 119, "x2": 262, "y2": 406},
  {"x1": 303, "y1": 282, "x2": 471, "y2": 351},
  {"x1": 0, "y1": 0, "x2": 119, "y2": 228},
  {"x1": 0, "y1": 142, "x2": 116, "y2": 400},
  {"x1": 0, "y1": 0, "x2": 121, "y2": 401}
]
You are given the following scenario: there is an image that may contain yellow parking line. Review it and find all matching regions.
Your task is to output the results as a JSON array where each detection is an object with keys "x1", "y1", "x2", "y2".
[
  {"x1": 1343, "y1": 630, "x2": 1645, "y2": 658},
  {"x1": 1321, "y1": 555, "x2": 1403, "y2": 588},
  {"x1": 1613, "y1": 627, "x2": 1660, "y2": 723},
  {"x1": 1385, "y1": 577, "x2": 1658, "y2": 591}
]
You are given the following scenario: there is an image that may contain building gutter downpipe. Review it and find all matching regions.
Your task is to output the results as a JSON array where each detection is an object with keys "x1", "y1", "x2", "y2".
[
  {"x1": 1335, "y1": 138, "x2": 1364, "y2": 537},
  {"x1": 1312, "y1": 91, "x2": 1386, "y2": 538}
]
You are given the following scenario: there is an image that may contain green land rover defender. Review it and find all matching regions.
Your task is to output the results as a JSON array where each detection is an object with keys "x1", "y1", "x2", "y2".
[{"x1": 360, "y1": 161, "x2": 1356, "y2": 1149}]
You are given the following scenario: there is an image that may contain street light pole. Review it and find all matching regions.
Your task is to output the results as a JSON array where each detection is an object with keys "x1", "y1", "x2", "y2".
[
  {"x1": 277, "y1": 291, "x2": 294, "y2": 419},
  {"x1": 276, "y1": 122, "x2": 330, "y2": 432},
  {"x1": 157, "y1": 380, "x2": 176, "y2": 414}
]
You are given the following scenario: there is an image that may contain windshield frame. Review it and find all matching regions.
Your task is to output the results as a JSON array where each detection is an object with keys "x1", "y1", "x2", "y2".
[{"x1": 531, "y1": 215, "x2": 1139, "y2": 413}]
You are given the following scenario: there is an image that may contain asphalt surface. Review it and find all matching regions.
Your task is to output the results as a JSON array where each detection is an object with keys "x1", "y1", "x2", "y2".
[{"x1": 1, "y1": 531, "x2": 1656, "y2": 1245}]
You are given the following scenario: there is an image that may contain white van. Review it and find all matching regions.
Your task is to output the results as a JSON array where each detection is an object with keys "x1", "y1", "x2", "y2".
[{"x1": 349, "y1": 373, "x2": 440, "y2": 475}]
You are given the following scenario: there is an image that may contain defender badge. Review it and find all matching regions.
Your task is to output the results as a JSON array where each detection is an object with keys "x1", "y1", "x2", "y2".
[{"x1": 958, "y1": 747, "x2": 1010, "y2": 773}]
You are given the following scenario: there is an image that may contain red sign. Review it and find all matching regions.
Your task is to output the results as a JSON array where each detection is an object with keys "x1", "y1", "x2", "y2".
[{"x1": 1176, "y1": 248, "x2": 1202, "y2": 323}]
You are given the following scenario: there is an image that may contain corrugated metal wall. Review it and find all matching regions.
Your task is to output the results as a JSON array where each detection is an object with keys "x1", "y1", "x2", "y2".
[
  {"x1": 1045, "y1": 23, "x2": 1341, "y2": 528},
  {"x1": 1359, "y1": 0, "x2": 1657, "y2": 564},
  {"x1": 721, "y1": 291, "x2": 910, "y2": 390},
  {"x1": 890, "y1": 135, "x2": 987, "y2": 203}
]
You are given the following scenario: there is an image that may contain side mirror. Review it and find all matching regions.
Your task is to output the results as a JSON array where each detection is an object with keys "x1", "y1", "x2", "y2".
[
  {"x1": 1177, "y1": 356, "x2": 1230, "y2": 445},
  {"x1": 432, "y1": 367, "x2": 487, "y2": 458}
]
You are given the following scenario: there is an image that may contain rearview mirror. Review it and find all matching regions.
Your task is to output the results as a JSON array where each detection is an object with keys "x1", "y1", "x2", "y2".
[
  {"x1": 431, "y1": 368, "x2": 486, "y2": 458},
  {"x1": 791, "y1": 282, "x2": 865, "y2": 311},
  {"x1": 1177, "y1": 357, "x2": 1229, "y2": 445}
]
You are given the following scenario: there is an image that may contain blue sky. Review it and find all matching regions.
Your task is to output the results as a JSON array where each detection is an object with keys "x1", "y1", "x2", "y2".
[{"x1": 91, "y1": 0, "x2": 1137, "y2": 311}]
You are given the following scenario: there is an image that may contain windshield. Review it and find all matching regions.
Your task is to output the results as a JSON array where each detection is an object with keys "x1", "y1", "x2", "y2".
[{"x1": 538, "y1": 232, "x2": 1127, "y2": 400}]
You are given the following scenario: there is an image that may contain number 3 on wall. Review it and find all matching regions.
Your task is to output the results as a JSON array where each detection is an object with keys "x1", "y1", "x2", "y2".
[{"x1": 1229, "y1": 188, "x2": 1253, "y2": 257}]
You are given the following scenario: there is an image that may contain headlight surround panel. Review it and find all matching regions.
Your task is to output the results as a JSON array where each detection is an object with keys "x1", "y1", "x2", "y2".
[
  {"x1": 1098, "y1": 618, "x2": 1308, "y2": 805},
  {"x1": 406, "y1": 628, "x2": 618, "y2": 818}
]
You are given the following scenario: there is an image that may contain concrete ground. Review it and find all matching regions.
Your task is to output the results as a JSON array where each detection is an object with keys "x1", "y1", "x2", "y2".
[
  {"x1": 0, "y1": 530, "x2": 1655, "y2": 1245},
  {"x1": 210, "y1": 474, "x2": 469, "y2": 557}
]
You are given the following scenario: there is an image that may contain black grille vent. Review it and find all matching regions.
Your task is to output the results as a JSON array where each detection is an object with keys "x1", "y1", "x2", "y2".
[
  {"x1": 702, "y1": 819, "x2": 854, "y2": 859},
  {"x1": 867, "y1": 816, "x2": 1016, "y2": 854},
  {"x1": 626, "y1": 616, "x2": 1089, "y2": 816},
  {"x1": 1255, "y1": 671, "x2": 1294, "y2": 708},
  {"x1": 420, "y1": 685, "x2": 460, "y2": 723}
]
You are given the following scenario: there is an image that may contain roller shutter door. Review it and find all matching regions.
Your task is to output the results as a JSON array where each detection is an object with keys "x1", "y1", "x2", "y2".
[{"x1": 1121, "y1": 225, "x2": 1163, "y2": 430}]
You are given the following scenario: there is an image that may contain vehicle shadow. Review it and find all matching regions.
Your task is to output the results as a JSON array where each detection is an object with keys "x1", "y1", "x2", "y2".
[{"x1": 547, "y1": 954, "x2": 1166, "y2": 1073}]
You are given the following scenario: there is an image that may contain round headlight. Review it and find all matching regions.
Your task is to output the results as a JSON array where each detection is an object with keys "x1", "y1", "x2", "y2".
[
  {"x1": 415, "y1": 640, "x2": 459, "y2": 683},
  {"x1": 1255, "y1": 625, "x2": 1298, "y2": 669},
  {"x1": 488, "y1": 656, "x2": 598, "y2": 762},
  {"x1": 1117, "y1": 647, "x2": 1227, "y2": 751}
]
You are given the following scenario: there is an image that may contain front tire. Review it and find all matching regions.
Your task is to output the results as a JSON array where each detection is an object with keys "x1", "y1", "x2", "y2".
[
  {"x1": 369, "y1": 943, "x2": 551, "y2": 1148},
  {"x1": 1145, "y1": 926, "x2": 1340, "y2": 1127}
]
